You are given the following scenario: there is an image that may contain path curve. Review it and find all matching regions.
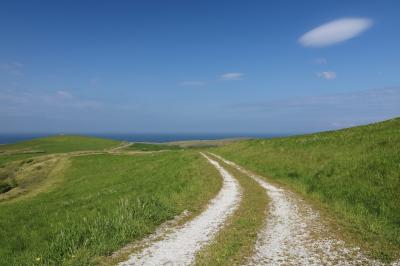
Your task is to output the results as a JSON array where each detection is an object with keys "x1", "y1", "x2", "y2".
[
  {"x1": 209, "y1": 152, "x2": 382, "y2": 265},
  {"x1": 119, "y1": 152, "x2": 241, "y2": 265}
]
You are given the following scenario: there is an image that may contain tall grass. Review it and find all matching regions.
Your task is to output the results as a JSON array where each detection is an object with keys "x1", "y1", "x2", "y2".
[
  {"x1": 0, "y1": 151, "x2": 221, "y2": 265},
  {"x1": 213, "y1": 117, "x2": 400, "y2": 261}
]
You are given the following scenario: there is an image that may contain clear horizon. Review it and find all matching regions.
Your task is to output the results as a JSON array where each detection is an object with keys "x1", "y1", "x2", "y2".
[{"x1": 1, "y1": 1, "x2": 400, "y2": 134}]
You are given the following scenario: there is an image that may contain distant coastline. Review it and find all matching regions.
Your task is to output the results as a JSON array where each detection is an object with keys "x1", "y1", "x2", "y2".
[{"x1": 0, "y1": 133, "x2": 290, "y2": 145}]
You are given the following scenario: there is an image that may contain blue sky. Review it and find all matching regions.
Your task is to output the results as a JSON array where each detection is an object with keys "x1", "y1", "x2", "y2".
[{"x1": 1, "y1": 0, "x2": 399, "y2": 134}]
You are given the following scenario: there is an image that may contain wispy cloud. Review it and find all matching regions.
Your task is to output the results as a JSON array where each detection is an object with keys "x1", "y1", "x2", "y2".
[
  {"x1": 226, "y1": 87, "x2": 400, "y2": 132},
  {"x1": 0, "y1": 62, "x2": 24, "y2": 76},
  {"x1": 179, "y1": 72, "x2": 245, "y2": 86},
  {"x1": 314, "y1": 58, "x2": 327, "y2": 65},
  {"x1": 220, "y1": 72, "x2": 244, "y2": 81},
  {"x1": 55, "y1": 90, "x2": 73, "y2": 99},
  {"x1": 317, "y1": 71, "x2": 336, "y2": 80},
  {"x1": 180, "y1": 80, "x2": 207, "y2": 86},
  {"x1": 299, "y1": 18, "x2": 373, "y2": 47},
  {"x1": 0, "y1": 89, "x2": 102, "y2": 117}
]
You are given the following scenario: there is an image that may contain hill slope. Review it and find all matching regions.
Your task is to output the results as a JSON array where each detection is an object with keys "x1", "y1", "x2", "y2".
[
  {"x1": 213, "y1": 117, "x2": 400, "y2": 260},
  {"x1": 0, "y1": 135, "x2": 120, "y2": 154},
  {"x1": 0, "y1": 151, "x2": 221, "y2": 265}
]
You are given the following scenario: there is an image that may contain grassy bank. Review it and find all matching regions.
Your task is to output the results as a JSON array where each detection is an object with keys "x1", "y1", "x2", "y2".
[
  {"x1": 0, "y1": 151, "x2": 221, "y2": 265},
  {"x1": 0, "y1": 135, "x2": 120, "y2": 155},
  {"x1": 195, "y1": 154, "x2": 267, "y2": 265},
  {"x1": 127, "y1": 142, "x2": 181, "y2": 151},
  {"x1": 212, "y1": 117, "x2": 400, "y2": 261}
]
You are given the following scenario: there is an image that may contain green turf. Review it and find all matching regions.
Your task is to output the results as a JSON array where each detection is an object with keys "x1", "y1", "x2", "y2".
[
  {"x1": 0, "y1": 153, "x2": 39, "y2": 167},
  {"x1": 0, "y1": 151, "x2": 221, "y2": 265},
  {"x1": 127, "y1": 142, "x2": 182, "y2": 151},
  {"x1": 0, "y1": 135, "x2": 120, "y2": 154},
  {"x1": 213, "y1": 117, "x2": 400, "y2": 261}
]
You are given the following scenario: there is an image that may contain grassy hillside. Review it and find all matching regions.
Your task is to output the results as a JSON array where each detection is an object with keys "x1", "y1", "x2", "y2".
[
  {"x1": 127, "y1": 142, "x2": 182, "y2": 151},
  {"x1": 0, "y1": 151, "x2": 221, "y2": 265},
  {"x1": 0, "y1": 135, "x2": 120, "y2": 155},
  {"x1": 213, "y1": 117, "x2": 400, "y2": 260},
  {"x1": 0, "y1": 135, "x2": 123, "y2": 199}
]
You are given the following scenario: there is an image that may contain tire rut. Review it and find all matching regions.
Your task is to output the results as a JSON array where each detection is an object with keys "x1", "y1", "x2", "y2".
[
  {"x1": 118, "y1": 152, "x2": 241, "y2": 265},
  {"x1": 209, "y1": 153, "x2": 383, "y2": 266}
]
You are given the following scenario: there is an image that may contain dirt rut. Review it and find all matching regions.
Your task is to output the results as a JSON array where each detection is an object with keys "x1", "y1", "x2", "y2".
[
  {"x1": 209, "y1": 153, "x2": 382, "y2": 266},
  {"x1": 119, "y1": 152, "x2": 241, "y2": 265}
]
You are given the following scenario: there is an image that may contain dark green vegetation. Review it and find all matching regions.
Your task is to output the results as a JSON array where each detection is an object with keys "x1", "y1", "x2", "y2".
[
  {"x1": 0, "y1": 153, "x2": 43, "y2": 167},
  {"x1": 128, "y1": 142, "x2": 181, "y2": 151},
  {"x1": 195, "y1": 155, "x2": 267, "y2": 265},
  {"x1": 0, "y1": 178, "x2": 17, "y2": 193},
  {"x1": 0, "y1": 151, "x2": 221, "y2": 265},
  {"x1": 213, "y1": 117, "x2": 400, "y2": 261}
]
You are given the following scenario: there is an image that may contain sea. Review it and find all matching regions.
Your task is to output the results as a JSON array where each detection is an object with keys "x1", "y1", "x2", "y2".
[{"x1": 0, "y1": 133, "x2": 288, "y2": 145}]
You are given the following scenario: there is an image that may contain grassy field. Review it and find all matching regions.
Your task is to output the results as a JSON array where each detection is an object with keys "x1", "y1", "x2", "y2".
[
  {"x1": 0, "y1": 151, "x2": 221, "y2": 265},
  {"x1": 213, "y1": 117, "x2": 400, "y2": 261},
  {"x1": 0, "y1": 135, "x2": 120, "y2": 155},
  {"x1": 1, "y1": 118, "x2": 398, "y2": 264},
  {"x1": 127, "y1": 142, "x2": 181, "y2": 151},
  {"x1": 0, "y1": 136, "x2": 122, "y2": 200},
  {"x1": 0, "y1": 153, "x2": 44, "y2": 167}
]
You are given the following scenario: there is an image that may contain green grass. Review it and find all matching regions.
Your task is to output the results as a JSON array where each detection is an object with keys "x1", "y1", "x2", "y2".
[
  {"x1": 0, "y1": 151, "x2": 221, "y2": 265},
  {"x1": 212, "y1": 117, "x2": 400, "y2": 261},
  {"x1": 0, "y1": 153, "x2": 43, "y2": 167},
  {"x1": 195, "y1": 155, "x2": 267, "y2": 265},
  {"x1": 0, "y1": 135, "x2": 120, "y2": 154},
  {"x1": 127, "y1": 142, "x2": 181, "y2": 151},
  {"x1": 0, "y1": 136, "x2": 120, "y2": 199},
  {"x1": 0, "y1": 156, "x2": 67, "y2": 201}
]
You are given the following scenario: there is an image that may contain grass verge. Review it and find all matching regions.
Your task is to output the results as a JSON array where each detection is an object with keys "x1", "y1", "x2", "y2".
[
  {"x1": 195, "y1": 153, "x2": 268, "y2": 265},
  {"x1": 127, "y1": 142, "x2": 181, "y2": 151},
  {"x1": 0, "y1": 135, "x2": 120, "y2": 155},
  {"x1": 212, "y1": 117, "x2": 400, "y2": 261},
  {"x1": 0, "y1": 151, "x2": 221, "y2": 266}
]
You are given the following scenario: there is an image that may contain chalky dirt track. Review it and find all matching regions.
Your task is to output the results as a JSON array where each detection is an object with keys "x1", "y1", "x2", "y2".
[
  {"x1": 119, "y1": 153, "x2": 241, "y2": 265},
  {"x1": 119, "y1": 152, "x2": 392, "y2": 266},
  {"x1": 210, "y1": 153, "x2": 385, "y2": 266}
]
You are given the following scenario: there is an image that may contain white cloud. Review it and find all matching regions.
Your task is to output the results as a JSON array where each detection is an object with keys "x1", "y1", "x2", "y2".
[
  {"x1": 226, "y1": 87, "x2": 400, "y2": 133},
  {"x1": 0, "y1": 90, "x2": 103, "y2": 117},
  {"x1": 314, "y1": 58, "x2": 327, "y2": 64},
  {"x1": 220, "y1": 72, "x2": 244, "y2": 80},
  {"x1": 317, "y1": 71, "x2": 336, "y2": 80},
  {"x1": 0, "y1": 62, "x2": 24, "y2": 76},
  {"x1": 180, "y1": 80, "x2": 206, "y2": 86},
  {"x1": 56, "y1": 90, "x2": 73, "y2": 99},
  {"x1": 299, "y1": 18, "x2": 373, "y2": 47}
]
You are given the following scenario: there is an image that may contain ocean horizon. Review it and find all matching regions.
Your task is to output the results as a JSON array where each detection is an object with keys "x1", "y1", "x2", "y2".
[{"x1": 0, "y1": 133, "x2": 291, "y2": 145}]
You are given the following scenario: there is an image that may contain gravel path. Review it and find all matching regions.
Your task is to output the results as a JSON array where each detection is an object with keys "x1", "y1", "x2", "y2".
[
  {"x1": 209, "y1": 153, "x2": 382, "y2": 266},
  {"x1": 119, "y1": 152, "x2": 241, "y2": 266}
]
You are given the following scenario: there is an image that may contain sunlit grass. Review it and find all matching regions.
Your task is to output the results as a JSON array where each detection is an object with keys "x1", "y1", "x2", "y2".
[
  {"x1": 127, "y1": 142, "x2": 181, "y2": 151},
  {"x1": 0, "y1": 135, "x2": 120, "y2": 154},
  {"x1": 0, "y1": 151, "x2": 221, "y2": 265},
  {"x1": 213, "y1": 117, "x2": 400, "y2": 261}
]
